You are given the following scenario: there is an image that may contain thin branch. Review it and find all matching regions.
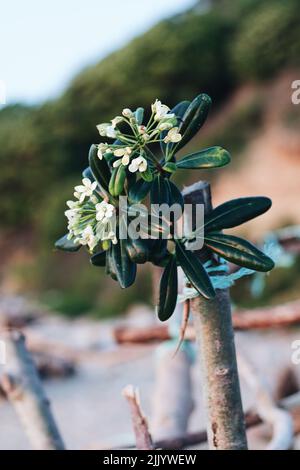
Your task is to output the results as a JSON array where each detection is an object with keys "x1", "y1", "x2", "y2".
[
  {"x1": 173, "y1": 299, "x2": 190, "y2": 357},
  {"x1": 122, "y1": 385, "x2": 153, "y2": 450}
]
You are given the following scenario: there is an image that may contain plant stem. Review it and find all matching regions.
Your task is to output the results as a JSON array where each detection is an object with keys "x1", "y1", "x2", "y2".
[{"x1": 182, "y1": 181, "x2": 248, "y2": 450}]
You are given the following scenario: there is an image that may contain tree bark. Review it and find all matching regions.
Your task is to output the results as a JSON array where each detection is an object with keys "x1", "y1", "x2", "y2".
[{"x1": 182, "y1": 181, "x2": 248, "y2": 450}]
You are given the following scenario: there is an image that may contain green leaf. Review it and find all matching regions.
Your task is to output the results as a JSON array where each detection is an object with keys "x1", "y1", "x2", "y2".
[
  {"x1": 128, "y1": 179, "x2": 152, "y2": 203},
  {"x1": 135, "y1": 107, "x2": 144, "y2": 125},
  {"x1": 162, "y1": 162, "x2": 177, "y2": 173},
  {"x1": 55, "y1": 235, "x2": 81, "y2": 252},
  {"x1": 90, "y1": 250, "x2": 106, "y2": 267},
  {"x1": 166, "y1": 180, "x2": 184, "y2": 209},
  {"x1": 106, "y1": 246, "x2": 118, "y2": 281},
  {"x1": 176, "y1": 146, "x2": 230, "y2": 170},
  {"x1": 149, "y1": 239, "x2": 170, "y2": 266},
  {"x1": 205, "y1": 197, "x2": 272, "y2": 232},
  {"x1": 125, "y1": 237, "x2": 152, "y2": 264},
  {"x1": 176, "y1": 94, "x2": 211, "y2": 151},
  {"x1": 150, "y1": 175, "x2": 169, "y2": 205},
  {"x1": 88, "y1": 144, "x2": 111, "y2": 192},
  {"x1": 140, "y1": 165, "x2": 154, "y2": 182},
  {"x1": 157, "y1": 255, "x2": 178, "y2": 321},
  {"x1": 175, "y1": 240, "x2": 215, "y2": 299},
  {"x1": 160, "y1": 100, "x2": 190, "y2": 154},
  {"x1": 204, "y1": 233, "x2": 275, "y2": 272},
  {"x1": 109, "y1": 164, "x2": 126, "y2": 197},
  {"x1": 111, "y1": 239, "x2": 137, "y2": 288},
  {"x1": 82, "y1": 166, "x2": 95, "y2": 181}
]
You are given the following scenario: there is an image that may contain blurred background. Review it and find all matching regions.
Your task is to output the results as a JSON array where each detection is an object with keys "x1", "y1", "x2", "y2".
[{"x1": 1, "y1": 0, "x2": 300, "y2": 450}]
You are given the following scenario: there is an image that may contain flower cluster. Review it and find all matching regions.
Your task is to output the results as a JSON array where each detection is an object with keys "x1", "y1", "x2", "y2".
[
  {"x1": 96, "y1": 99, "x2": 182, "y2": 173},
  {"x1": 65, "y1": 178, "x2": 117, "y2": 251}
]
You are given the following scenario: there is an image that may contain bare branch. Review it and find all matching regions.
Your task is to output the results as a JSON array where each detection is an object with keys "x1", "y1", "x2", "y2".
[
  {"x1": 122, "y1": 385, "x2": 153, "y2": 450},
  {"x1": 0, "y1": 330, "x2": 65, "y2": 450}
]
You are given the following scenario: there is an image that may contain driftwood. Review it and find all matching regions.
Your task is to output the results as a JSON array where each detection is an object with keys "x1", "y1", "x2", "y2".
[
  {"x1": 114, "y1": 299, "x2": 300, "y2": 345},
  {"x1": 0, "y1": 330, "x2": 65, "y2": 450},
  {"x1": 122, "y1": 385, "x2": 153, "y2": 450},
  {"x1": 109, "y1": 391, "x2": 300, "y2": 450},
  {"x1": 151, "y1": 347, "x2": 194, "y2": 441},
  {"x1": 238, "y1": 354, "x2": 294, "y2": 450}
]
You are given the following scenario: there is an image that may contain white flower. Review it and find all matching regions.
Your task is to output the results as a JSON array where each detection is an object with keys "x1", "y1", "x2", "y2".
[
  {"x1": 163, "y1": 127, "x2": 182, "y2": 144},
  {"x1": 158, "y1": 120, "x2": 173, "y2": 131},
  {"x1": 76, "y1": 225, "x2": 98, "y2": 251},
  {"x1": 97, "y1": 143, "x2": 108, "y2": 160},
  {"x1": 66, "y1": 200, "x2": 80, "y2": 210},
  {"x1": 74, "y1": 178, "x2": 97, "y2": 203},
  {"x1": 128, "y1": 156, "x2": 148, "y2": 173},
  {"x1": 151, "y1": 99, "x2": 174, "y2": 121},
  {"x1": 96, "y1": 123, "x2": 117, "y2": 139},
  {"x1": 114, "y1": 146, "x2": 132, "y2": 157},
  {"x1": 122, "y1": 108, "x2": 133, "y2": 118},
  {"x1": 96, "y1": 201, "x2": 115, "y2": 223},
  {"x1": 111, "y1": 116, "x2": 123, "y2": 128},
  {"x1": 113, "y1": 155, "x2": 130, "y2": 167},
  {"x1": 113, "y1": 147, "x2": 132, "y2": 167}
]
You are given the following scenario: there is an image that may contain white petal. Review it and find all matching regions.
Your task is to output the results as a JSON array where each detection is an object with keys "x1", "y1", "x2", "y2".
[
  {"x1": 129, "y1": 162, "x2": 138, "y2": 173},
  {"x1": 113, "y1": 159, "x2": 122, "y2": 168},
  {"x1": 114, "y1": 148, "x2": 125, "y2": 157},
  {"x1": 122, "y1": 155, "x2": 130, "y2": 166}
]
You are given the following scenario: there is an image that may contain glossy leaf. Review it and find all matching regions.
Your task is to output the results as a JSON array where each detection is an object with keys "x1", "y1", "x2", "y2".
[
  {"x1": 157, "y1": 255, "x2": 178, "y2": 321},
  {"x1": 175, "y1": 240, "x2": 215, "y2": 299},
  {"x1": 150, "y1": 175, "x2": 170, "y2": 205},
  {"x1": 162, "y1": 162, "x2": 177, "y2": 173},
  {"x1": 106, "y1": 246, "x2": 118, "y2": 281},
  {"x1": 90, "y1": 250, "x2": 106, "y2": 267},
  {"x1": 55, "y1": 235, "x2": 81, "y2": 252},
  {"x1": 128, "y1": 179, "x2": 152, "y2": 203},
  {"x1": 88, "y1": 144, "x2": 111, "y2": 192},
  {"x1": 111, "y1": 239, "x2": 137, "y2": 288},
  {"x1": 166, "y1": 179, "x2": 184, "y2": 209},
  {"x1": 176, "y1": 94, "x2": 211, "y2": 151},
  {"x1": 204, "y1": 233, "x2": 275, "y2": 272},
  {"x1": 205, "y1": 197, "x2": 272, "y2": 232},
  {"x1": 126, "y1": 237, "x2": 152, "y2": 264},
  {"x1": 176, "y1": 146, "x2": 230, "y2": 170},
  {"x1": 140, "y1": 165, "x2": 154, "y2": 182},
  {"x1": 149, "y1": 239, "x2": 170, "y2": 266},
  {"x1": 82, "y1": 166, "x2": 95, "y2": 181}
]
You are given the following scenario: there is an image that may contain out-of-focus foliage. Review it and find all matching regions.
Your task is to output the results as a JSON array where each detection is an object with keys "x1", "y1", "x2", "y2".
[{"x1": 231, "y1": 0, "x2": 300, "y2": 81}]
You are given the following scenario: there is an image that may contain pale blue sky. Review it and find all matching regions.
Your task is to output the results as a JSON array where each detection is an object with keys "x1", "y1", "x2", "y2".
[{"x1": 0, "y1": 0, "x2": 196, "y2": 105}]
